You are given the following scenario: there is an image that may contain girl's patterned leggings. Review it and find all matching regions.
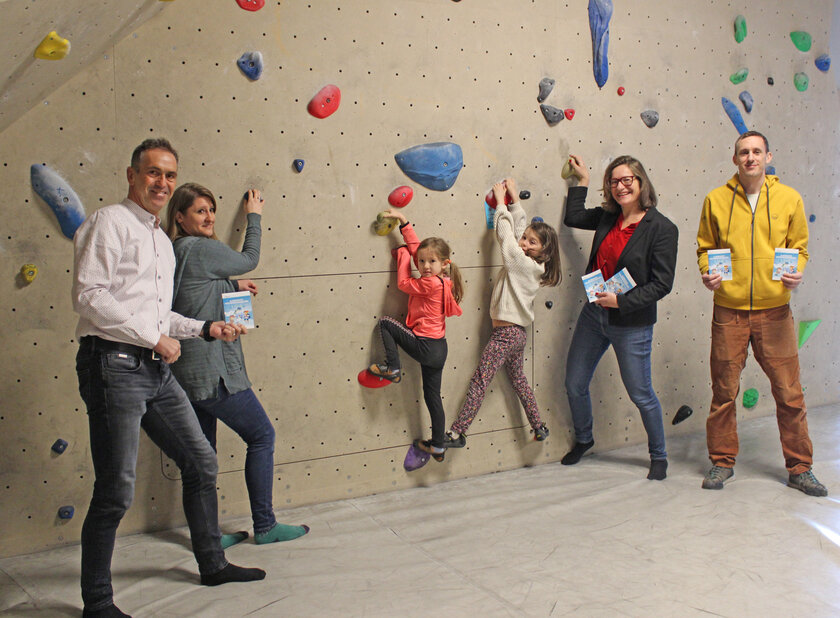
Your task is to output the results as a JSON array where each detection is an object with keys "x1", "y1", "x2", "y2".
[{"x1": 451, "y1": 324, "x2": 542, "y2": 434}]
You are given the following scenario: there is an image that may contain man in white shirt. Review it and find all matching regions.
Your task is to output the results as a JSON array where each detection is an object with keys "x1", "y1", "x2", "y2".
[{"x1": 73, "y1": 139, "x2": 265, "y2": 618}]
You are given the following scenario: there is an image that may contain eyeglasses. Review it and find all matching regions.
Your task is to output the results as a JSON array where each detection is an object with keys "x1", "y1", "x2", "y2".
[{"x1": 609, "y1": 176, "x2": 637, "y2": 188}]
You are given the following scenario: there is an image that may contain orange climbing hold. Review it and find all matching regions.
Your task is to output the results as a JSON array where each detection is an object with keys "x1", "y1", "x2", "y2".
[
  {"x1": 307, "y1": 84, "x2": 341, "y2": 119},
  {"x1": 34, "y1": 31, "x2": 70, "y2": 60}
]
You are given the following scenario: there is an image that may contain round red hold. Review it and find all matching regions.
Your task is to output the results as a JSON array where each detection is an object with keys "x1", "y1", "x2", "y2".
[
  {"x1": 388, "y1": 186, "x2": 413, "y2": 208},
  {"x1": 617, "y1": 86, "x2": 625, "y2": 96},
  {"x1": 236, "y1": 0, "x2": 264, "y2": 11},
  {"x1": 564, "y1": 109, "x2": 575, "y2": 120},
  {"x1": 485, "y1": 189, "x2": 512, "y2": 209},
  {"x1": 307, "y1": 84, "x2": 341, "y2": 119}
]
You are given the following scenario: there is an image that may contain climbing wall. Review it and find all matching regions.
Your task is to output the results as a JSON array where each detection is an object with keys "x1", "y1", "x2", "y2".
[{"x1": 1, "y1": 0, "x2": 838, "y2": 557}]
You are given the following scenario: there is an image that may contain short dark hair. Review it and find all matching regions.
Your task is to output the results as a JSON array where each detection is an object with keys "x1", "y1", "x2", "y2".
[
  {"x1": 601, "y1": 155, "x2": 657, "y2": 212},
  {"x1": 131, "y1": 138, "x2": 179, "y2": 169},
  {"x1": 735, "y1": 130, "x2": 769, "y2": 153}
]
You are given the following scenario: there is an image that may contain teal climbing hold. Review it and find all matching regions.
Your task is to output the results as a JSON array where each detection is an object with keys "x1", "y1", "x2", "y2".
[
  {"x1": 734, "y1": 15, "x2": 747, "y2": 43},
  {"x1": 742, "y1": 388, "x2": 759, "y2": 409},
  {"x1": 30, "y1": 164, "x2": 86, "y2": 239},
  {"x1": 394, "y1": 142, "x2": 463, "y2": 191},
  {"x1": 790, "y1": 31, "x2": 812, "y2": 52},
  {"x1": 794, "y1": 72, "x2": 809, "y2": 92},
  {"x1": 729, "y1": 68, "x2": 748, "y2": 85},
  {"x1": 815, "y1": 54, "x2": 830, "y2": 72}
]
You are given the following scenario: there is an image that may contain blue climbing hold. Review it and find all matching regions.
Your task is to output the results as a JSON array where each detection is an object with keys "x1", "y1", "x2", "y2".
[
  {"x1": 738, "y1": 91, "x2": 753, "y2": 113},
  {"x1": 531, "y1": 216, "x2": 544, "y2": 223},
  {"x1": 394, "y1": 142, "x2": 463, "y2": 191},
  {"x1": 766, "y1": 166, "x2": 776, "y2": 176},
  {"x1": 721, "y1": 97, "x2": 748, "y2": 135},
  {"x1": 809, "y1": 214, "x2": 816, "y2": 222},
  {"x1": 51, "y1": 439, "x2": 68, "y2": 454},
  {"x1": 58, "y1": 506, "x2": 75, "y2": 520},
  {"x1": 293, "y1": 159, "x2": 304, "y2": 173},
  {"x1": 588, "y1": 0, "x2": 613, "y2": 89},
  {"x1": 815, "y1": 54, "x2": 831, "y2": 72},
  {"x1": 237, "y1": 51, "x2": 263, "y2": 81},
  {"x1": 30, "y1": 164, "x2": 86, "y2": 239}
]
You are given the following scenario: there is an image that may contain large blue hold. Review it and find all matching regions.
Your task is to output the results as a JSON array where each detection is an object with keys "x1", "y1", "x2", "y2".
[
  {"x1": 721, "y1": 97, "x2": 749, "y2": 135},
  {"x1": 394, "y1": 142, "x2": 463, "y2": 191},
  {"x1": 588, "y1": 0, "x2": 613, "y2": 89},
  {"x1": 237, "y1": 51, "x2": 263, "y2": 80},
  {"x1": 30, "y1": 163, "x2": 86, "y2": 239}
]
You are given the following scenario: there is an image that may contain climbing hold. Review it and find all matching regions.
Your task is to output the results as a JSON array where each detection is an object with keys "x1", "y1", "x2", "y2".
[
  {"x1": 721, "y1": 97, "x2": 749, "y2": 135},
  {"x1": 236, "y1": 0, "x2": 265, "y2": 10},
  {"x1": 790, "y1": 31, "x2": 812, "y2": 52},
  {"x1": 809, "y1": 214, "x2": 816, "y2": 223},
  {"x1": 403, "y1": 443, "x2": 430, "y2": 471},
  {"x1": 815, "y1": 54, "x2": 831, "y2": 72},
  {"x1": 539, "y1": 104, "x2": 564, "y2": 126},
  {"x1": 30, "y1": 164, "x2": 86, "y2": 240},
  {"x1": 640, "y1": 110, "x2": 659, "y2": 128},
  {"x1": 51, "y1": 438, "x2": 68, "y2": 454},
  {"x1": 34, "y1": 31, "x2": 71, "y2": 60},
  {"x1": 293, "y1": 159, "x2": 304, "y2": 173},
  {"x1": 545, "y1": 300, "x2": 553, "y2": 309},
  {"x1": 307, "y1": 84, "x2": 341, "y2": 119},
  {"x1": 738, "y1": 90, "x2": 754, "y2": 113},
  {"x1": 561, "y1": 158, "x2": 579, "y2": 180},
  {"x1": 20, "y1": 264, "x2": 38, "y2": 284},
  {"x1": 766, "y1": 165, "x2": 776, "y2": 176},
  {"x1": 537, "y1": 77, "x2": 555, "y2": 103},
  {"x1": 564, "y1": 109, "x2": 575, "y2": 121},
  {"x1": 531, "y1": 216, "x2": 544, "y2": 223},
  {"x1": 729, "y1": 68, "x2": 749, "y2": 85},
  {"x1": 794, "y1": 72, "x2": 809, "y2": 92},
  {"x1": 798, "y1": 319, "x2": 821, "y2": 349},
  {"x1": 394, "y1": 142, "x2": 463, "y2": 191},
  {"x1": 617, "y1": 86, "x2": 625, "y2": 96},
  {"x1": 236, "y1": 51, "x2": 263, "y2": 81},
  {"x1": 742, "y1": 388, "x2": 759, "y2": 409},
  {"x1": 358, "y1": 369, "x2": 392, "y2": 388},
  {"x1": 734, "y1": 15, "x2": 747, "y2": 43},
  {"x1": 767, "y1": 77, "x2": 774, "y2": 86},
  {"x1": 388, "y1": 186, "x2": 413, "y2": 208},
  {"x1": 672, "y1": 405, "x2": 693, "y2": 425},
  {"x1": 485, "y1": 188, "x2": 512, "y2": 209},
  {"x1": 588, "y1": 0, "x2": 613, "y2": 88},
  {"x1": 519, "y1": 190, "x2": 531, "y2": 200},
  {"x1": 484, "y1": 202, "x2": 495, "y2": 230},
  {"x1": 58, "y1": 506, "x2": 75, "y2": 520},
  {"x1": 374, "y1": 212, "x2": 398, "y2": 236}
]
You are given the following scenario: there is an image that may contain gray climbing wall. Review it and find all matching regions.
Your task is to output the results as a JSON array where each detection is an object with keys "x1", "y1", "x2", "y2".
[{"x1": 1, "y1": 0, "x2": 838, "y2": 558}]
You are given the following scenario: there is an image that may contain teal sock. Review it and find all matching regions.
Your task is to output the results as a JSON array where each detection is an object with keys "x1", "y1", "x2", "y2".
[
  {"x1": 221, "y1": 531, "x2": 249, "y2": 549},
  {"x1": 255, "y1": 523, "x2": 310, "y2": 545}
]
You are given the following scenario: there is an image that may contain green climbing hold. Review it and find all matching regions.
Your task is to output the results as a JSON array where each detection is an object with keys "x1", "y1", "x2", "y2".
[
  {"x1": 794, "y1": 72, "x2": 809, "y2": 92},
  {"x1": 734, "y1": 15, "x2": 747, "y2": 43},
  {"x1": 790, "y1": 31, "x2": 812, "y2": 52},
  {"x1": 729, "y1": 68, "x2": 748, "y2": 85},
  {"x1": 742, "y1": 388, "x2": 759, "y2": 409},
  {"x1": 798, "y1": 319, "x2": 821, "y2": 349}
]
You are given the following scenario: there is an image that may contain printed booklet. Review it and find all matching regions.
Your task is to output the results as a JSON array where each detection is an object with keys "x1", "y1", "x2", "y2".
[
  {"x1": 582, "y1": 268, "x2": 637, "y2": 302},
  {"x1": 606, "y1": 268, "x2": 637, "y2": 295},
  {"x1": 707, "y1": 249, "x2": 733, "y2": 281},
  {"x1": 773, "y1": 248, "x2": 799, "y2": 280},
  {"x1": 582, "y1": 270, "x2": 606, "y2": 302},
  {"x1": 222, "y1": 291, "x2": 255, "y2": 328}
]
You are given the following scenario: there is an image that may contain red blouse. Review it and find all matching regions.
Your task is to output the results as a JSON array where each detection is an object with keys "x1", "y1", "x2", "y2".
[{"x1": 594, "y1": 214, "x2": 638, "y2": 280}]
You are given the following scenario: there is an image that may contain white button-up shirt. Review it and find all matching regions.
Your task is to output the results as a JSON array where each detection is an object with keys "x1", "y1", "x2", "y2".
[{"x1": 73, "y1": 198, "x2": 202, "y2": 348}]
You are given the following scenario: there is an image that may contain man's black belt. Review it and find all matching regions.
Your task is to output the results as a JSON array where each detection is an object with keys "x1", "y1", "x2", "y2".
[{"x1": 81, "y1": 335, "x2": 160, "y2": 361}]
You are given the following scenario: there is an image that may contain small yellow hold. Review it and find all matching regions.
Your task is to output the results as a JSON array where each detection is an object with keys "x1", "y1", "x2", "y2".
[
  {"x1": 374, "y1": 212, "x2": 398, "y2": 236},
  {"x1": 34, "y1": 31, "x2": 71, "y2": 60},
  {"x1": 561, "y1": 158, "x2": 580, "y2": 180},
  {"x1": 20, "y1": 264, "x2": 38, "y2": 283}
]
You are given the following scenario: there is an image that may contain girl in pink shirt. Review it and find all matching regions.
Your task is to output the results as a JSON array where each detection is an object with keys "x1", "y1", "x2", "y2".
[{"x1": 369, "y1": 209, "x2": 464, "y2": 460}]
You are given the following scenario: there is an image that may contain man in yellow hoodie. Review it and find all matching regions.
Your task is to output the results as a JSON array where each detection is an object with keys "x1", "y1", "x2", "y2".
[{"x1": 696, "y1": 130, "x2": 827, "y2": 496}]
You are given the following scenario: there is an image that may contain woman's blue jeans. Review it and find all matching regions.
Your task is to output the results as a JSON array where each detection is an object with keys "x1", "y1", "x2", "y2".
[
  {"x1": 192, "y1": 384, "x2": 277, "y2": 534},
  {"x1": 564, "y1": 302, "x2": 667, "y2": 460}
]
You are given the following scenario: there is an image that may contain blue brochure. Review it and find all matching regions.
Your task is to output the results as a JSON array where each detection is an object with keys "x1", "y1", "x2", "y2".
[{"x1": 222, "y1": 291, "x2": 255, "y2": 328}]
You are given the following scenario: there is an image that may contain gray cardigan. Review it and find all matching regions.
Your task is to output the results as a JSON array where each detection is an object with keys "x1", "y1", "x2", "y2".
[{"x1": 170, "y1": 212, "x2": 261, "y2": 401}]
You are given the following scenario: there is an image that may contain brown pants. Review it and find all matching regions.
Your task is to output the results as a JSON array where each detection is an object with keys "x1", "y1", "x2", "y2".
[{"x1": 708, "y1": 304, "x2": 813, "y2": 474}]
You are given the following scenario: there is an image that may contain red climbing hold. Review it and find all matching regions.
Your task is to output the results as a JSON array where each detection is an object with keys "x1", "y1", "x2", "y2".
[
  {"x1": 236, "y1": 0, "x2": 264, "y2": 11},
  {"x1": 307, "y1": 84, "x2": 341, "y2": 119},
  {"x1": 358, "y1": 369, "x2": 392, "y2": 388},
  {"x1": 617, "y1": 86, "x2": 625, "y2": 96},
  {"x1": 564, "y1": 109, "x2": 575, "y2": 121},
  {"x1": 388, "y1": 186, "x2": 413, "y2": 208},
  {"x1": 485, "y1": 189, "x2": 512, "y2": 209}
]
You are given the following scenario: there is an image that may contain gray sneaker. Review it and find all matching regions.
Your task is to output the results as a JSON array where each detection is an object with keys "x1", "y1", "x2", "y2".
[
  {"x1": 788, "y1": 470, "x2": 828, "y2": 497},
  {"x1": 702, "y1": 465, "x2": 734, "y2": 490}
]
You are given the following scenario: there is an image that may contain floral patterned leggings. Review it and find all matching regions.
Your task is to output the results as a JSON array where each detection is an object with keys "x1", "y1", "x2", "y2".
[{"x1": 450, "y1": 325, "x2": 542, "y2": 434}]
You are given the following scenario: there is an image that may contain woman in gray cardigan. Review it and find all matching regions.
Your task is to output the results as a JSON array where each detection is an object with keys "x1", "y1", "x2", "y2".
[{"x1": 166, "y1": 183, "x2": 309, "y2": 547}]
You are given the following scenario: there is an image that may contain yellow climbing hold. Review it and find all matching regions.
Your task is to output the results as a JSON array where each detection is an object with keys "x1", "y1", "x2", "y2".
[
  {"x1": 374, "y1": 212, "x2": 398, "y2": 236},
  {"x1": 20, "y1": 264, "x2": 38, "y2": 283},
  {"x1": 34, "y1": 31, "x2": 71, "y2": 60},
  {"x1": 561, "y1": 158, "x2": 579, "y2": 180}
]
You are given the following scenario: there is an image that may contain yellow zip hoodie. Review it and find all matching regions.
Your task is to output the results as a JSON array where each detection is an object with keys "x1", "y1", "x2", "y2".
[{"x1": 697, "y1": 173, "x2": 809, "y2": 310}]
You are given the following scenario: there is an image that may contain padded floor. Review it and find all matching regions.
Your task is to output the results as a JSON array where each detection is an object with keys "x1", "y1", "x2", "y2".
[{"x1": 2, "y1": 405, "x2": 839, "y2": 617}]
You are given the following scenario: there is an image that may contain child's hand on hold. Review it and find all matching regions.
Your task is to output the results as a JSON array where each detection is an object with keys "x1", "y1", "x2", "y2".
[
  {"x1": 504, "y1": 177, "x2": 518, "y2": 202},
  {"x1": 383, "y1": 208, "x2": 407, "y2": 226},
  {"x1": 492, "y1": 181, "x2": 507, "y2": 208}
]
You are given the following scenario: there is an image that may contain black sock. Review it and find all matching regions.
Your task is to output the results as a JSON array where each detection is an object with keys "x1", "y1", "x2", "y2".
[
  {"x1": 201, "y1": 563, "x2": 266, "y2": 586},
  {"x1": 82, "y1": 604, "x2": 131, "y2": 618},
  {"x1": 647, "y1": 459, "x2": 668, "y2": 481},
  {"x1": 561, "y1": 440, "x2": 595, "y2": 465}
]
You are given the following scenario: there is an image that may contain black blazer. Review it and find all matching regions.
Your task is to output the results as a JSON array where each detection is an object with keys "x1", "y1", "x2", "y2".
[{"x1": 564, "y1": 185, "x2": 678, "y2": 327}]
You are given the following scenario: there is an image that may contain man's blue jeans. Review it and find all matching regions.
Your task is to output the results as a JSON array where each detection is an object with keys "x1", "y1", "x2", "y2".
[
  {"x1": 564, "y1": 302, "x2": 667, "y2": 460},
  {"x1": 76, "y1": 337, "x2": 227, "y2": 611},
  {"x1": 192, "y1": 384, "x2": 277, "y2": 534}
]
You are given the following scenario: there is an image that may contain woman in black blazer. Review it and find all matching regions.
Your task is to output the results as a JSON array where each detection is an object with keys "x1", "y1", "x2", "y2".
[{"x1": 561, "y1": 155, "x2": 678, "y2": 480}]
